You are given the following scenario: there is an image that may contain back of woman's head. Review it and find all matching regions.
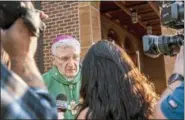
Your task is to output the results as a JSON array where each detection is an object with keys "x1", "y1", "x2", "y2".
[{"x1": 79, "y1": 40, "x2": 158, "y2": 120}]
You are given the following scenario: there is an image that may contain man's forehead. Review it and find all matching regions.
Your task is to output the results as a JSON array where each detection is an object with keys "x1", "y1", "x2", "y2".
[
  {"x1": 55, "y1": 46, "x2": 80, "y2": 56},
  {"x1": 56, "y1": 45, "x2": 77, "y2": 50}
]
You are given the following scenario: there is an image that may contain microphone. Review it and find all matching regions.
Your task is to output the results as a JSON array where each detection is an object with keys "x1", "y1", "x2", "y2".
[{"x1": 56, "y1": 94, "x2": 68, "y2": 112}]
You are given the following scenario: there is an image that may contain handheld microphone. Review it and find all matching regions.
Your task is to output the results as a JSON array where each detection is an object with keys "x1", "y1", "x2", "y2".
[{"x1": 56, "y1": 94, "x2": 68, "y2": 112}]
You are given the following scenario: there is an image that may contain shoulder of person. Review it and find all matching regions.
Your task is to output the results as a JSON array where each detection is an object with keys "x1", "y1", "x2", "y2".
[
  {"x1": 77, "y1": 107, "x2": 89, "y2": 119},
  {"x1": 42, "y1": 67, "x2": 55, "y2": 78},
  {"x1": 153, "y1": 81, "x2": 184, "y2": 119},
  {"x1": 42, "y1": 67, "x2": 55, "y2": 85}
]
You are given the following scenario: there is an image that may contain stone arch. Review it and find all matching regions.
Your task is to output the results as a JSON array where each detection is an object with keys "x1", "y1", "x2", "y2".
[
  {"x1": 124, "y1": 32, "x2": 140, "y2": 53},
  {"x1": 123, "y1": 36, "x2": 139, "y2": 66}
]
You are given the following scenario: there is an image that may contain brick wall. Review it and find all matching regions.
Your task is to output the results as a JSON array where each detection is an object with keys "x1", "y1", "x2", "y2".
[{"x1": 40, "y1": 1, "x2": 80, "y2": 72}]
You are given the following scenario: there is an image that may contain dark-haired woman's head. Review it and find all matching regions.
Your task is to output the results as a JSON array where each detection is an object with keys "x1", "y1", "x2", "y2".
[{"x1": 78, "y1": 40, "x2": 158, "y2": 120}]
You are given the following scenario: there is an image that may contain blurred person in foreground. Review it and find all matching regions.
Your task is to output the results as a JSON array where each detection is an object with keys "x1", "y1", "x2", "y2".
[
  {"x1": 76, "y1": 40, "x2": 158, "y2": 120},
  {"x1": 153, "y1": 46, "x2": 184, "y2": 119},
  {"x1": 43, "y1": 35, "x2": 81, "y2": 119},
  {"x1": 1, "y1": 1, "x2": 57, "y2": 119}
]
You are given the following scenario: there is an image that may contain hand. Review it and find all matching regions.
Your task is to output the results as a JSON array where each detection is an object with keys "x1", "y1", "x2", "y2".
[
  {"x1": 58, "y1": 111, "x2": 64, "y2": 119},
  {"x1": 1, "y1": 2, "x2": 48, "y2": 59},
  {"x1": 21, "y1": 2, "x2": 48, "y2": 19},
  {"x1": 173, "y1": 46, "x2": 184, "y2": 76}
]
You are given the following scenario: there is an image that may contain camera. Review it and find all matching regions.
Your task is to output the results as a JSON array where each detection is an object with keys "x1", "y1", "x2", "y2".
[
  {"x1": 0, "y1": 2, "x2": 45, "y2": 36},
  {"x1": 0, "y1": 2, "x2": 27, "y2": 29},
  {"x1": 161, "y1": 1, "x2": 184, "y2": 29},
  {"x1": 142, "y1": 1, "x2": 184, "y2": 58},
  {"x1": 143, "y1": 34, "x2": 184, "y2": 58}
]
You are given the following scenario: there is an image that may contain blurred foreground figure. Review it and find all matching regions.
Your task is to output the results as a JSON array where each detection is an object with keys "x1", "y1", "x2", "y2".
[
  {"x1": 153, "y1": 47, "x2": 184, "y2": 119},
  {"x1": 77, "y1": 40, "x2": 158, "y2": 120},
  {"x1": 1, "y1": 1, "x2": 57, "y2": 119}
]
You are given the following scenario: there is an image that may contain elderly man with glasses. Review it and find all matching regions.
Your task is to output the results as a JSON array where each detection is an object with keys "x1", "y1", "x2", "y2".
[{"x1": 42, "y1": 35, "x2": 81, "y2": 119}]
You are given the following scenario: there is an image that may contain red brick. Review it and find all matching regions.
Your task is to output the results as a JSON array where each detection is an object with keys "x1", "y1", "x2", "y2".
[
  {"x1": 63, "y1": 4, "x2": 70, "y2": 8},
  {"x1": 40, "y1": 1, "x2": 80, "y2": 72}
]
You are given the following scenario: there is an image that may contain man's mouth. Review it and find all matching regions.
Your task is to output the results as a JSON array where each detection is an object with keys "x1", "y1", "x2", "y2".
[{"x1": 67, "y1": 69, "x2": 76, "y2": 72}]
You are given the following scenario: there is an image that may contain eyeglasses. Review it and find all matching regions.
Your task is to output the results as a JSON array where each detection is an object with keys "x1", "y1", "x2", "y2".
[{"x1": 54, "y1": 55, "x2": 80, "y2": 62}]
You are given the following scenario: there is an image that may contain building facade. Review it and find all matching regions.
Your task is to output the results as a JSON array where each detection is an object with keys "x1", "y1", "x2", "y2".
[{"x1": 34, "y1": 1, "x2": 177, "y2": 94}]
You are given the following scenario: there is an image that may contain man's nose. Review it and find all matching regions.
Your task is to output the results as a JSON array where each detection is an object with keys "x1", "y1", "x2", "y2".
[{"x1": 67, "y1": 58, "x2": 75, "y2": 67}]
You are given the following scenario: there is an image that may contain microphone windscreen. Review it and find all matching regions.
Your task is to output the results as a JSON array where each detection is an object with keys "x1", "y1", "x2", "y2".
[
  {"x1": 56, "y1": 94, "x2": 68, "y2": 111},
  {"x1": 56, "y1": 94, "x2": 67, "y2": 101}
]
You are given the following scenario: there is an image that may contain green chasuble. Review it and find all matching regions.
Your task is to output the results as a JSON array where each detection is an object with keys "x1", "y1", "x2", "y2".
[{"x1": 42, "y1": 66, "x2": 81, "y2": 119}]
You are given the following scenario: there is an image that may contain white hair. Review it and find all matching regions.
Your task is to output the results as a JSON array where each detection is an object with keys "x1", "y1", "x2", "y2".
[{"x1": 51, "y1": 39, "x2": 81, "y2": 55}]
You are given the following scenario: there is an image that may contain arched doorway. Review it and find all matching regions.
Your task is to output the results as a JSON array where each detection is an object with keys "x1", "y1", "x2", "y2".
[
  {"x1": 106, "y1": 28, "x2": 139, "y2": 67},
  {"x1": 124, "y1": 37, "x2": 138, "y2": 66}
]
